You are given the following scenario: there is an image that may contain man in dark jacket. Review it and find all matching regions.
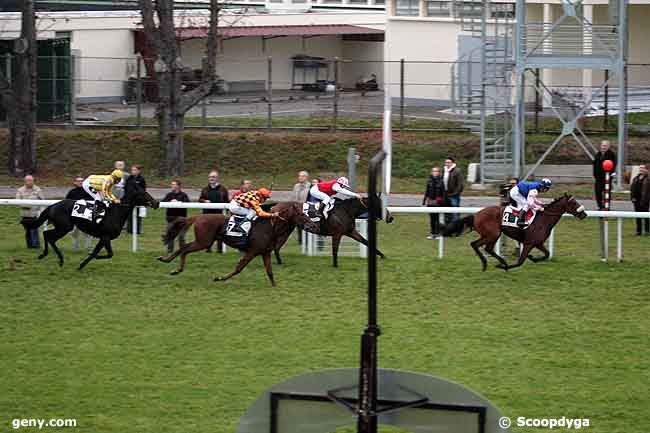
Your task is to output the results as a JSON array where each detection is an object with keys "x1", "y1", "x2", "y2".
[
  {"x1": 124, "y1": 165, "x2": 147, "y2": 234},
  {"x1": 423, "y1": 166, "x2": 445, "y2": 238},
  {"x1": 443, "y1": 157, "x2": 464, "y2": 222},
  {"x1": 162, "y1": 180, "x2": 191, "y2": 252},
  {"x1": 199, "y1": 170, "x2": 229, "y2": 252},
  {"x1": 66, "y1": 175, "x2": 93, "y2": 252},
  {"x1": 593, "y1": 140, "x2": 617, "y2": 210},
  {"x1": 631, "y1": 164, "x2": 650, "y2": 235}
]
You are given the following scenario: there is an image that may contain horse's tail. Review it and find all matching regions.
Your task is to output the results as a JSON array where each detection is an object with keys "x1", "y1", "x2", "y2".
[
  {"x1": 22, "y1": 206, "x2": 52, "y2": 229},
  {"x1": 441, "y1": 215, "x2": 475, "y2": 237},
  {"x1": 162, "y1": 216, "x2": 195, "y2": 244}
]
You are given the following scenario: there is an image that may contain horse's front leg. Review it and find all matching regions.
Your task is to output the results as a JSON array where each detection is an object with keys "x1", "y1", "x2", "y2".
[
  {"x1": 528, "y1": 244, "x2": 551, "y2": 263},
  {"x1": 346, "y1": 229, "x2": 385, "y2": 259},
  {"x1": 262, "y1": 252, "x2": 276, "y2": 287},
  {"x1": 94, "y1": 240, "x2": 114, "y2": 259},
  {"x1": 500, "y1": 243, "x2": 533, "y2": 271},
  {"x1": 78, "y1": 238, "x2": 105, "y2": 270},
  {"x1": 214, "y1": 251, "x2": 256, "y2": 282}
]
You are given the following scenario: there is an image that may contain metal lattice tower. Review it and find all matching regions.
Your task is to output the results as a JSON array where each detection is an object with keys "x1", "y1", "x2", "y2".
[{"x1": 513, "y1": 0, "x2": 627, "y2": 188}]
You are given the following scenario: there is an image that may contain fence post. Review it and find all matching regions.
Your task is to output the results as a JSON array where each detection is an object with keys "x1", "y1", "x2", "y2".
[
  {"x1": 495, "y1": 236, "x2": 501, "y2": 256},
  {"x1": 399, "y1": 58, "x2": 405, "y2": 131},
  {"x1": 437, "y1": 212, "x2": 445, "y2": 259},
  {"x1": 617, "y1": 217, "x2": 623, "y2": 262},
  {"x1": 549, "y1": 227, "x2": 555, "y2": 259},
  {"x1": 267, "y1": 56, "x2": 273, "y2": 130},
  {"x1": 600, "y1": 218, "x2": 608, "y2": 262},
  {"x1": 70, "y1": 54, "x2": 76, "y2": 126},
  {"x1": 136, "y1": 54, "x2": 142, "y2": 127},
  {"x1": 359, "y1": 219, "x2": 368, "y2": 258},
  {"x1": 333, "y1": 57, "x2": 339, "y2": 130},
  {"x1": 131, "y1": 207, "x2": 138, "y2": 253}
]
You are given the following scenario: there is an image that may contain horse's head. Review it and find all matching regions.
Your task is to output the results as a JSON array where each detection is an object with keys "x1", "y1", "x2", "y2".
[
  {"x1": 273, "y1": 201, "x2": 318, "y2": 231},
  {"x1": 128, "y1": 186, "x2": 160, "y2": 209},
  {"x1": 563, "y1": 194, "x2": 587, "y2": 220},
  {"x1": 360, "y1": 194, "x2": 393, "y2": 223}
]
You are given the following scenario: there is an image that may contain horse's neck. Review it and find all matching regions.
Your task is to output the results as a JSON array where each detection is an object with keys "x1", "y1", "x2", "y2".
[
  {"x1": 339, "y1": 199, "x2": 363, "y2": 217},
  {"x1": 539, "y1": 201, "x2": 566, "y2": 229},
  {"x1": 111, "y1": 203, "x2": 136, "y2": 227}
]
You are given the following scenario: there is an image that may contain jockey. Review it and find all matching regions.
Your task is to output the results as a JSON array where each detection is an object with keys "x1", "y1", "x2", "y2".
[
  {"x1": 509, "y1": 178, "x2": 552, "y2": 227},
  {"x1": 309, "y1": 177, "x2": 361, "y2": 219},
  {"x1": 81, "y1": 169, "x2": 124, "y2": 224},
  {"x1": 228, "y1": 187, "x2": 279, "y2": 221},
  {"x1": 83, "y1": 170, "x2": 124, "y2": 204}
]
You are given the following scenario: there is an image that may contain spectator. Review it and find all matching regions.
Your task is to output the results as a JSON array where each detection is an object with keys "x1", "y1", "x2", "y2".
[
  {"x1": 65, "y1": 175, "x2": 93, "y2": 252},
  {"x1": 16, "y1": 175, "x2": 44, "y2": 249},
  {"x1": 593, "y1": 140, "x2": 616, "y2": 210},
  {"x1": 125, "y1": 164, "x2": 147, "y2": 234},
  {"x1": 307, "y1": 177, "x2": 322, "y2": 203},
  {"x1": 292, "y1": 171, "x2": 311, "y2": 202},
  {"x1": 113, "y1": 160, "x2": 127, "y2": 200},
  {"x1": 423, "y1": 167, "x2": 445, "y2": 239},
  {"x1": 443, "y1": 157, "x2": 464, "y2": 222},
  {"x1": 232, "y1": 179, "x2": 252, "y2": 199},
  {"x1": 292, "y1": 171, "x2": 311, "y2": 244},
  {"x1": 630, "y1": 164, "x2": 650, "y2": 236},
  {"x1": 199, "y1": 170, "x2": 229, "y2": 252},
  {"x1": 162, "y1": 180, "x2": 191, "y2": 252}
]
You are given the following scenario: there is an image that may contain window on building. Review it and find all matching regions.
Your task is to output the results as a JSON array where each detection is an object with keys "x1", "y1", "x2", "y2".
[
  {"x1": 455, "y1": 1, "x2": 482, "y2": 18},
  {"x1": 395, "y1": 0, "x2": 420, "y2": 16},
  {"x1": 426, "y1": 0, "x2": 450, "y2": 17},
  {"x1": 490, "y1": 2, "x2": 515, "y2": 18},
  {"x1": 374, "y1": 0, "x2": 385, "y2": 4},
  {"x1": 349, "y1": 0, "x2": 368, "y2": 4}
]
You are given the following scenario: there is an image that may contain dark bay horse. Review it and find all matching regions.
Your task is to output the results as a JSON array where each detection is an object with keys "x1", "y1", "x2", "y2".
[
  {"x1": 274, "y1": 195, "x2": 394, "y2": 267},
  {"x1": 25, "y1": 186, "x2": 159, "y2": 269},
  {"x1": 442, "y1": 194, "x2": 587, "y2": 271},
  {"x1": 157, "y1": 201, "x2": 315, "y2": 286}
]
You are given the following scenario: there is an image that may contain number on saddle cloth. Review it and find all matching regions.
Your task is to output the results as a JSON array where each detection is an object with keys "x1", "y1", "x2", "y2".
[
  {"x1": 302, "y1": 202, "x2": 322, "y2": 221},
  {"x1": 502, "y1": 205, "x2": 536, "y2": 229},
  {"x1": 226, "y1": 215, "x2": 253, "y2": 237},
  {"x1": 71, "y1": 199, "x2": 106, "y2": 224}
]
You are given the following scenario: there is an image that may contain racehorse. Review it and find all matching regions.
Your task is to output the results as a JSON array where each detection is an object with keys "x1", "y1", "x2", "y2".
[
  {"x1": 442, "y1": 194, "x2": 587, "y2": 271},
  {"x1": 274, "y1": 195, "x2": 394, "y2": 267},
  {"x1": 25, "y1": 185, "x2": 159, "y2": 269},
  {"x1": 157, "y1": 201, "x2": 315, "y2": 286}
]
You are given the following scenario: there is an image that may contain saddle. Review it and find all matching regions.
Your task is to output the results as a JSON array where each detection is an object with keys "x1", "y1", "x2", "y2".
[
  {"x1": 502, "y1": 205, "x2": 536, "y2": 229},
  {"x1": 71, "y1": 200, "x2": 106, "y2": 224},
  {"x1": 302, "y1": 202, "x2": 323, "y2": 222}
]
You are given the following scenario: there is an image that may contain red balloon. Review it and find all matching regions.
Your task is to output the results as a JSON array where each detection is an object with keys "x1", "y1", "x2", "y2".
[{"x1": 602, "y1": 159, "x2": 614, "y2": 172}]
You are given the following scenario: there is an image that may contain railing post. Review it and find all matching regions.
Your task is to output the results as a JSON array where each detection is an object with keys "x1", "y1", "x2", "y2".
[
  {"x1": 136, "y1": 54, "x2": 142, "y2": 127},
  {"x1": 131, "y1": 207, "x2": 138, "y2": 253},
  {"x1": 333, "y1": 57, "x2": 339, "y2": 130},
  {"x1": 617, "y1": 217, "x2": 623, "y2": 262},
  {"x1": 437, "y1": 212, "x2": 445, "y2": 259},
  {"x1": 267, "y1": 56, "x2": 273, "y2": 130},
  {"x1": 399, "y1": 58, "x2": 405, "y2": 130},
  {"x1": 549, "y1": 227, "x2": 555, "y2": 259}
]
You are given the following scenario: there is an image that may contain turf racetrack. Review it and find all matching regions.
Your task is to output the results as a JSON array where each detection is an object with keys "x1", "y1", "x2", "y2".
[{"x1": 0, "y1": 206, "x2": 648, "y2": 433}]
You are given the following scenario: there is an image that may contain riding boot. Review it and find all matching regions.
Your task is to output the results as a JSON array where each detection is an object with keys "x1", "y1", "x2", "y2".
[
  {"x1": 322, "y1": 201, "x2": 333, "y2": 219},
  {"x1": 517, "y1": 209, "x2": 527, "y2": 228}
]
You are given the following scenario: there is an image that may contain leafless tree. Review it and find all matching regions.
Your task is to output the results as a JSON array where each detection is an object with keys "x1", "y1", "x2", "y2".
[
  {"x1": 138, "y1": 0, "x2": 220, "y2": 177},
  {"x1": 0, "y1": 0, "x2": 38, "y2": 176}
]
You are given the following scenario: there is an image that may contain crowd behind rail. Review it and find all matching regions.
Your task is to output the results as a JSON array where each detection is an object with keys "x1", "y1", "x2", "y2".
[{"x1": 11, "y1": 139, "x2": 650, "y2": 254}]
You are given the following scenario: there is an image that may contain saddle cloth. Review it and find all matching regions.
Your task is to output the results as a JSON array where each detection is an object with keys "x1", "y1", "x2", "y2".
[
  {"x1": 502, "y1": 205, "x2": 536, "y2": 229},
  {"x1": 226, "y1": 215, "x2": 253, "y2": 237},
  {"x1": 302, "y1": 202, "x2": 322, "y2": 222},
  {"x1": 71, "y1": 200, "x2": 105, "y2": 224}
]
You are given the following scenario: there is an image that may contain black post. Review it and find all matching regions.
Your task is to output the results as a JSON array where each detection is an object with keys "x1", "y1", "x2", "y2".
[
  {"x1": 357, "y1": 151, "x2": 385, "y2": 433},
  {"x1": 604, "y1": 69, "x2": 609, "y2": 131},
  {"x1": 534, "y1": 68, "x2": 540, "y2": 133}
]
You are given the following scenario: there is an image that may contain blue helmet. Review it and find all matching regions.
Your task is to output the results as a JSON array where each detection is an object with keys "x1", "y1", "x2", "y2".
[{"x1": 541, "y1": 178, "x2": 552, "y2": 190}]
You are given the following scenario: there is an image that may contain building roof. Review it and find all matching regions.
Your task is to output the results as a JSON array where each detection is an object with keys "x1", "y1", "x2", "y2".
[{"x1": 176, "y1": 24, "x2": 384, "y2": 40}]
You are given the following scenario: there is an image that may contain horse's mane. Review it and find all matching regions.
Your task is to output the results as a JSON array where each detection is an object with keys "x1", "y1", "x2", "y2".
[{"x1": 547, "y1": 194, "x2": 571, "y2": 207}]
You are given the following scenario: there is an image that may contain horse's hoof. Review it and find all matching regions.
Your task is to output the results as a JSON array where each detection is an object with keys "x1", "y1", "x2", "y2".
[
  {"x1": 157, "y1": 256, "x2": 164, "y2": 262},
  {"x1": 38, "y1": 254, "x2": 45, "y2": 260},
  {"x1": 170, "y1": 270, "x2": 180, "y2": 276},
  {"x1": 214, "y1": 276, "x2": 222, "y2": 282}
]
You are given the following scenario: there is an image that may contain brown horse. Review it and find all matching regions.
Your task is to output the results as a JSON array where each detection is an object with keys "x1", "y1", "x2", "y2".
[
  {"x1": 442, "y1": 194, "x2": 587, "y2": 271},
  {"x1": 157, "y1": 201, "x2": 315, "y2": 286}
]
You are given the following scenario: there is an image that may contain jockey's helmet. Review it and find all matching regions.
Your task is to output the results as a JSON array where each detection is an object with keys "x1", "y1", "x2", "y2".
[
  {"x1": 111, "y1": 169, "x2": 124, "y2": 180},
  {"x1": 257, "y1": 187, "x2": 272, "y2": 199},
  {"x1": 337, "y1": 176, "x2": 350, "y2": 188},
  {"x1": 541, "y1": 178, "x2": 552, "y2": 191}
]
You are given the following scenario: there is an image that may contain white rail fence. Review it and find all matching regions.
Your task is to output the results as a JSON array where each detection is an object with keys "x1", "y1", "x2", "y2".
[{"x1": 0, "y1": 200, "x2": 647, "y2": 263}]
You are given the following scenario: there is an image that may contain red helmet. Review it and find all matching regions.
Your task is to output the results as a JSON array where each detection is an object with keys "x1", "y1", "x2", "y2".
[{"x1": 257, "y1": 187, "x2": 272, "y2": 199}]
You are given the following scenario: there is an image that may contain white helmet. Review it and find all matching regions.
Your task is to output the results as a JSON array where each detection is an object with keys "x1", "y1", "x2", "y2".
[{"x1": 336, "y1": 176, "x2": 350, "y2": 188}]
